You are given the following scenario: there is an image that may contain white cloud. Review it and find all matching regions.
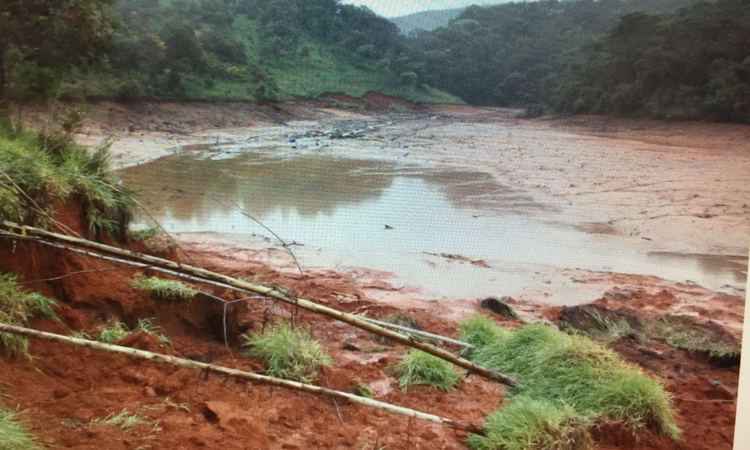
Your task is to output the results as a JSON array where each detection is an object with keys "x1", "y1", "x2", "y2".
[{"x1": 341, "y1": 0, "x2": 507, "y2": 18}]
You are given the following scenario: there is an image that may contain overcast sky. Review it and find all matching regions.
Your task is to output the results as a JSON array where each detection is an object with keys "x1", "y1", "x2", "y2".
[{"x1": 342, "y1": 1, "x2": 506, "y2": 18}]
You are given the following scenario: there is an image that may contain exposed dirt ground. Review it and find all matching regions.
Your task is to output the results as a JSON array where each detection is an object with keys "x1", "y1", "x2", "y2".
[
  {"x1": 2, "y1": 98, "x2": 747, "y2": 449},
  {"x1": 0, "y1": 226, "x2": 741, "y2": 450}
]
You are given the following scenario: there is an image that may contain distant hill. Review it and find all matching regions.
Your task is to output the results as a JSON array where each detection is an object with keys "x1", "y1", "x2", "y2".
[
  {"x1": 391, "y1": 8, "x2": 464, "y2": 34},
  {"x1": 50, "y1": 0, "x2": 461, "y2": 104}
]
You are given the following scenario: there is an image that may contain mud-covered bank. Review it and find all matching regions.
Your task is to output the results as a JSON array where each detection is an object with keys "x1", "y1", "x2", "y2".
[{"x1": 0, "y1": 218, "x2": 741, "y2": 450}]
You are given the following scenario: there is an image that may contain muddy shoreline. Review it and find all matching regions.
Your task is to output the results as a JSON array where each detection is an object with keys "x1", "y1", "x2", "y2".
[{"x1": 78, "y1": 100, "x2": 747, "y2": 301}]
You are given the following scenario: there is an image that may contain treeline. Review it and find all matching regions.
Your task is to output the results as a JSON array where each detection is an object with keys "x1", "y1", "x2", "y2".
[
  {"x1": 3, "y1": 0, "x2": 748, "y2": 122},
  {"x1": 557, "y1": 0, "x2": 750, "y2": 122},
  {"x1": 405, "y1": 0, "x2": 750, "y2": 122}
]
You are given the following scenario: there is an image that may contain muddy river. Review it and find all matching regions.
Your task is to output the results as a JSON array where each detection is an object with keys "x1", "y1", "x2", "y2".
[{"x1": 120, "y1": 138, "x2": 747, "y2": 302}]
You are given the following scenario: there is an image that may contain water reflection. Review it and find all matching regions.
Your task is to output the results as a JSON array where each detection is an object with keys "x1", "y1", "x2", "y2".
[{"x1": 121, "y1": 151, "x2": 398, "y2": 222}]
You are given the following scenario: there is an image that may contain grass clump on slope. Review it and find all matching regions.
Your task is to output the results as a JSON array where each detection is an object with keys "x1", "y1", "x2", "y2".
[
  {"x1": 131, "y1": 276, "x2": 197, "y2": 302},
  {"x1": 394, "y1": 350, "x2": 461, "y2": 392},
  {"x1": 0, "y1": 118, "x2": 133, "y2": 237},
  {"x1": 0, "y1": 273, "x2": 57, "y2": 357},
  {"x1": 242, "y1": 322, "x2": 332, "y2": 383},
  {"x1": 468, "y1": 396, "x2": 592, "y2": 450},
  {"x1": 0, "y1": 409, "x2": 42, "y2": 450},
  {"x1": 460, "y1": 316, "x2": 679, "y2": 450},
  {"x1": 459, "y1": 314, "x2": 512, "y2": 351}
]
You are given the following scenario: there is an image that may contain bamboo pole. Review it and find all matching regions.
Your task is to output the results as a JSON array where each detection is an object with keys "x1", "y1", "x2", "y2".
[
  {"x1": 0, "y1": 322, "x2": 480, "y2": 433},
  {"x1": 358, "y1": 316, "x2": 473, "y2": 349},
  {"x1": 0, "y1": 221, "x2": 517, "y2": 387}
]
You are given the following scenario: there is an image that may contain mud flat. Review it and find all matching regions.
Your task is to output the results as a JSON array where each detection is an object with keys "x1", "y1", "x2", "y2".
[{"x1": 111, "y1": 104, "x2": 747, "y2": 304}]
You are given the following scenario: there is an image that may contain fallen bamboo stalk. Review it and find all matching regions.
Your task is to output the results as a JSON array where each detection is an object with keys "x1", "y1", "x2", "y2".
[
  {"x1": 0, "y1": 221, "x2": 517, "y2": 387},
  {"x1": 359, "y1": 316, "x2": 473, "y2": 349},
  {"x1": 0, "y1": 322, "x2": 480, "y2": 432},
  {"x1": 19, "y1": 235, "x2": 471, "y2": 350}
]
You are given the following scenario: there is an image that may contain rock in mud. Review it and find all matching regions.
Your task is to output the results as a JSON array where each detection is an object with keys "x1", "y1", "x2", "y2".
[{"x1": 480, "y1": 296, "x2": 519, "y2": 320}]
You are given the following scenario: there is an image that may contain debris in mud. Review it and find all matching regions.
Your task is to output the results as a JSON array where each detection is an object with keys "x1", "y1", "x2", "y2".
[
  {"x1": 424, "y1": 252, "x2": 491, "y2": 268},
  {"x1": 559, "y1": 301, "x2": 742, "y2": 368},
  {"x1": 289, "y1": 121, "x2": 378, "y2": 143},
  {"x1": 480, "y1": 296, "x2": 519, "y2": 320},
  {"x1": 646, "y1": 315, "x2": 741, "y2": 367},
  {"x1": 559, "y1": 304, "x2": 642, "y2": 340}
]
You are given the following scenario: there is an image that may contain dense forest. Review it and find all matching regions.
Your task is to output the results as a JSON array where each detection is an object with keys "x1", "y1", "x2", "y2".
[
  {"x1": 1, "y1": 0, "x2": 749, "y2": 121},
  {"x1": 405, "y1": 0, "x2": 750, "y2": 121}
]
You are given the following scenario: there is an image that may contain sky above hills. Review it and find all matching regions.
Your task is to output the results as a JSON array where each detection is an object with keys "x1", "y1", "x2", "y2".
[{"x1": 342, "y1": 0, "x2": 506, "y2": 17}]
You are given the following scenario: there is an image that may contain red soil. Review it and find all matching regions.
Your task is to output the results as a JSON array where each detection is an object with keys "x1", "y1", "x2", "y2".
[{"x1": 0, "y1": 206, "x2": 741, "y2": 449}]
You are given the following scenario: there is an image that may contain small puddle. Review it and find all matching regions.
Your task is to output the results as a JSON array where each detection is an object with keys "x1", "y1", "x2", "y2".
[{"x1": 120, "y1": 148, "x2": 747, "y2": 301}]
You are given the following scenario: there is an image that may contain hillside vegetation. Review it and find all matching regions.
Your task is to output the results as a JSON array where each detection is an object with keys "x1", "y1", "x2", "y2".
[
  {"x1": 405, "y1": 0, "x2": 750, "y2": 122},
  {"x1": 1, "y1": 0, "x2": 747, "y2": 120},
  {"x1": 1, "y1": 0, "x2": 459, "y2": 104}
]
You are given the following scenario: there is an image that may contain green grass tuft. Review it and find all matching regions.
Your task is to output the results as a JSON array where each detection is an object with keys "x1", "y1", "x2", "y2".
[
  {"x1": 353, "y1": 383, "x2": 375, "y2": 399},
  {"x1": 131, "y1": 276, "x2": 197, "y2": 302},
  {"x1": 468, "y1": 396, "x2": 592, "y2": 450},
  {"x1": 128, "y1": 226, "x2": 160, "y2": 242},
  {"x1": 0, "y1": 273, "x2": 57, "y2": 357},
  {"x1": 134, "y1": 318, "x2": 172, "y2": 346},
  {"x1": 242, "y1": 322, "x2": 332, "y2": 383},
  {"x1": 394, "y1": 350, "x2": 461, "y2": 392},
  {"x1": 97, "y1": 321, "x2": 130, "y2": 344},
  {"x1": 462, "y1": 322, "x2": 680, "y2": 449},
  {"x1": 459, "y1": 315, "x2": 512, "y2": 351},
  {"x1": 0, "y1": 409, "x2": 42, "y2": 450},
  {"x1": 95, "y1": 318, "x2": 170, "y2": 346}
]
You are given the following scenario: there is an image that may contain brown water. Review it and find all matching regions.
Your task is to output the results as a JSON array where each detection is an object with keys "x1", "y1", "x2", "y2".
[{"x1": 120, "y1": 147, "x2": 747, "y2": 300}]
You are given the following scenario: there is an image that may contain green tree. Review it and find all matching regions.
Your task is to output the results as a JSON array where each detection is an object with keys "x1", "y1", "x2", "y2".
[{"x1": 0, "y1": 0, "x2": 115, "y2": 99}]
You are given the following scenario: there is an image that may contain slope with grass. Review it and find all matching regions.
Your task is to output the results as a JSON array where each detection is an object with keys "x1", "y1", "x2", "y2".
[
  {"x1": 0, "y1": 273, "x2": 57, "y2": 357},
  {"x1": 0, "y1": 117, "x2": 133, "y2": 238}
]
